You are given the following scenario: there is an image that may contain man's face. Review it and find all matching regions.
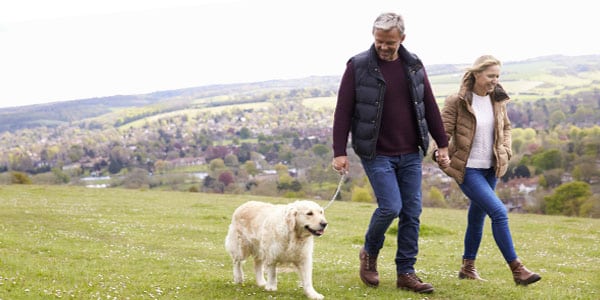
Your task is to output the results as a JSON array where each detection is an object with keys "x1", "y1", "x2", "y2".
[{"x1": 373, "y1": 28, "x2": 404, "y2": 61}]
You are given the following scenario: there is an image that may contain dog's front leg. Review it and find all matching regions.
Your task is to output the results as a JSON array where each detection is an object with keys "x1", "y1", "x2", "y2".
[
  {"x1": 253, "y1": 258, "x2": 266, "y2": 287},
  {"x1": 264, "y1": 263, "x2": 278, "y2": 291},
  {"x1": 232, "y1": 259, "x2": 244, "y2": 284},
  {"x1": 297, "y1": 256, "x2": 324, "y2": 300}
]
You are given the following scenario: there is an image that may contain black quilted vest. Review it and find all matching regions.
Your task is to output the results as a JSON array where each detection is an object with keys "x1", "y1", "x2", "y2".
[{"x1": 350, "y1": 44, "x2": 429, "y2": 159}]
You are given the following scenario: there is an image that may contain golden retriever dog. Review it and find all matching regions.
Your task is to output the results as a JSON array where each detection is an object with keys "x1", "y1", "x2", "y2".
[{"x1": 225, "y1": 200, "x2": 328, "y2": 299}]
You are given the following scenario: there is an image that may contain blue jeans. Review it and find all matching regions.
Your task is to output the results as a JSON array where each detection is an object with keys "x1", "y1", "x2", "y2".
[
  {"x1": 459, "y1": 167, "x2": 517, "y2": 263},
  {"x1": 360, "y1": 153, "x2": 423, "y2": 274}
]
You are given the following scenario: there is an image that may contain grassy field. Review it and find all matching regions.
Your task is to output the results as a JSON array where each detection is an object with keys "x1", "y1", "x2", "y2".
[{"x1": 0, "y1": 185, "x2": 598, "y2": 299}]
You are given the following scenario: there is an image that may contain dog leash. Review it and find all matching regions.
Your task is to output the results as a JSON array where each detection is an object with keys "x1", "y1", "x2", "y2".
[{"x1": 323, "y1": 172, "x2": 346, "y2": 210}]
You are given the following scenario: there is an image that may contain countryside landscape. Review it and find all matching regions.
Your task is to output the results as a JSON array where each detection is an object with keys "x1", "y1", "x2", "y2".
[
  {"x1": 1, "y1": 54, "x2": 599, "y2": 218},
  {"x1": 1, "y1": 54, "x2": 600, "y2": 299}
]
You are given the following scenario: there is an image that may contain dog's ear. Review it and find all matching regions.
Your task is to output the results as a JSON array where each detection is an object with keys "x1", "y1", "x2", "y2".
[{"x1": 286, "y1": 206, "x2": 298, "y2": 229}]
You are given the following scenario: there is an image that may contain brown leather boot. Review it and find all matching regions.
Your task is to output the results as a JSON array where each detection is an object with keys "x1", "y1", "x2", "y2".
[
  {"x1": 359, "y1": 247, "x2": 379, "y2": 287},
  {"x1": 509, "y1": 259, "x2": 541, "y2": 286},
  {"x1": 459, "y1": 259, "x2": 487, "y2": 281},
  {"x1": 397, "y1": 273, "x2": 434, "y2": 293}
]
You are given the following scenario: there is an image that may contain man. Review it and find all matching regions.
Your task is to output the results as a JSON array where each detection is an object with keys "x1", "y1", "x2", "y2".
[{"x1": 331, "y1": 12, "x2": 449, "y2": 293}]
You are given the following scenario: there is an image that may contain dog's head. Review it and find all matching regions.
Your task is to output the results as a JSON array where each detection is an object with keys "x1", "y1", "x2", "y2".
[{"x1": 286, "y1": 200, "x2": 328, "y2": 237}]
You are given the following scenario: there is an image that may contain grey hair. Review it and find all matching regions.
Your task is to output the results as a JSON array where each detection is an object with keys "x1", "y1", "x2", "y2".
[
  {"x1": 372, "y1": 12, "x2": 405, "y2": 35},
  {"x1": 462, "y1": 55, "x2": 502, "y2": 89}
]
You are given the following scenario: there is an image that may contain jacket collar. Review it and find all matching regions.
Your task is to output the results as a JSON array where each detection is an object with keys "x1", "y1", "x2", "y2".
[{"x1": 458, "y1": 83, "x2": 510, "y2": 104}]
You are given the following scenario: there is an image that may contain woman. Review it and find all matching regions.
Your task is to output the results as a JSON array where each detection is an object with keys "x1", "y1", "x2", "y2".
[{"x1": 434, "y1": 55, "x2": 541, "y2": 285}]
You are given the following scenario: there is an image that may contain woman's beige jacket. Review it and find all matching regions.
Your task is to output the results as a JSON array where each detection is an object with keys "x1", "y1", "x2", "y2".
[{"x1": 439, "y1": 83, "x2": 512, "y2": 184}]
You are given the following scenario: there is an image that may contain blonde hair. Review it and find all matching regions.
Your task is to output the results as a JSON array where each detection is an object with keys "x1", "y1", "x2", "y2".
[
  {"x1": 462, "y1": 55, "x2": 501, "y2": 89},
  {"x1": 373, "y1": 12, "x2": 405, "y2": 35}
]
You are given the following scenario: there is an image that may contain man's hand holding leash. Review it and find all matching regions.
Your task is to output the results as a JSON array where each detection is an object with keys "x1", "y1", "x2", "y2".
[{"x1": 332, "y1": 156, "x2": 349, "y2": 175}]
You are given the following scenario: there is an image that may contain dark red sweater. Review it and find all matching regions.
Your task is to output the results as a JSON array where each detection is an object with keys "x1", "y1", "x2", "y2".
[{"x1": 332, "y1": 59, "x2": 448, "y2": 157}]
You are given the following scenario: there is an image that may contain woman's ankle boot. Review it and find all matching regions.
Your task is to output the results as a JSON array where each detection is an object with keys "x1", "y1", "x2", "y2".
[
  {"x1": 509, "y1": 259, "x2": 541, "y2": 285},
  {"x1": 459, "y1": 259, "x2": 486, "y2": 281}
]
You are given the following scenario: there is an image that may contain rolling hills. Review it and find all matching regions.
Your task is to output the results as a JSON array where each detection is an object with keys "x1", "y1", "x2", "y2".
[{"x1": 1, "y1": 54, "x2": 599, "y2": 133}]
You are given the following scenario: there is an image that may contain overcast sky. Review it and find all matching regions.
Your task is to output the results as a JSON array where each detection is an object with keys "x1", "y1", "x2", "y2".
[{"x1": 1, "y1": 0, "x2": 599, "y2": 108}]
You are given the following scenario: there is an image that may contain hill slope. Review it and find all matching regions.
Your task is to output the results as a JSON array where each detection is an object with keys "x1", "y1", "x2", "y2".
[
  {"x1": 0, "y1": 76, "x2": 340, "y2": 133},
  {"x1": 0, "y1": 185, "x2": 598, "y2": 299},
  {"x1": 2, "y1": 55, "x2": 600, "y2": 133}
]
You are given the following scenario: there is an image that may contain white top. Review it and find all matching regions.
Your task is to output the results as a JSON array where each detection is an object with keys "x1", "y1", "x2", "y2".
[{"x1": 467, "y1": 93, "x2": 495, "y2": 168}]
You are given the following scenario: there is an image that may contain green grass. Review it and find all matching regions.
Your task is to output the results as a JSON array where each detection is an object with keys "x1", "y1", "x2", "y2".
[
  {"x1": 302, "y1": 97, "x2": 336, "y2": 110},
  {"x1": 0, "y1": 185, "x2": 598, "y2": 299},
  {"x1": 119, "y1": 102, "x2": 273, "y2": 130}
]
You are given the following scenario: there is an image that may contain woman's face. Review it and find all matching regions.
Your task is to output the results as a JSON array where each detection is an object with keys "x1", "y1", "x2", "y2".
[
  {"x1": 474, "y1": 65, "x2": 501, "y2": 95},
  {"x1": 373, "y1": 28, "x2": 405, "y2": 61}
]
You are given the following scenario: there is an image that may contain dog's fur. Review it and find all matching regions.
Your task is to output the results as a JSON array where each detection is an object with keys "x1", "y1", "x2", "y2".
[{"x1": 225, "y1": 200, "x2": 328, "y2": 299}]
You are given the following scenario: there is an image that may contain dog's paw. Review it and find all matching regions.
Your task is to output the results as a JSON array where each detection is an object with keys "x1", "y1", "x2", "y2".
[
  {"x1": 306, "y1": 292, "x2": 324, "y2": 300},
  {"x1": 256, "y1": 279, "x2": 266, "y2": 288},
  {"x1": 304, "y1": 287, "x2": 324, "y2": 300},
  {"x1": 265, "y1": 284, "x2": 277, "y2": 292}
]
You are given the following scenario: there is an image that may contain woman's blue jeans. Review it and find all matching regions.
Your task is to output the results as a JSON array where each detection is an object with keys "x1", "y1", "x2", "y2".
[
  {"x1": 459, "y1": 167, "x2": 517, "y2": 263},
  {"x1": 360, "y1": 152, "x2": 423, "y2": 274}
]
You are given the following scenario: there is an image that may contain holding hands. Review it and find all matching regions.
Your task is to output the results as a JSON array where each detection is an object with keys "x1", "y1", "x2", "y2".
[{"x1": 435, "y1": 147, "x2": 450, "y2": 168}]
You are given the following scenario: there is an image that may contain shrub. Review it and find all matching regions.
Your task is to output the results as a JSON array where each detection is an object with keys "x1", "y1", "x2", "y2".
[
  {"x1": 11, "y1": 172, "x2": 31, "y2": 184},
  {"x1": 424, "y1": 186, "x2": 448, "y2": 208},
  {"x1": 351, "y1": 185, "x2": 373, "y2": 203},
  {"x1": 544, "y1": 181, "x2": 592, "y2": 216}
]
